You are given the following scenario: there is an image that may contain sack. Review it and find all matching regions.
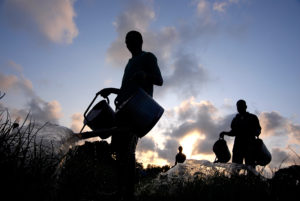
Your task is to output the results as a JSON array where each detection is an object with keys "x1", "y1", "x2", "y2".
[
  {"x1": 254, "y1": 138, "x2": 272, "y2": 166},
  {"x1": 115, "y1": 88, "x2": 164, "y2": 138},
  {"x1": 213, "y1": 137, "x2": 231, "y2": 163}
]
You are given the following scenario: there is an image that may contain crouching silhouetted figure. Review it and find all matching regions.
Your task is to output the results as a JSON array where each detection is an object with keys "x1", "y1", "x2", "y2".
[
  {"x1": 220, "y1": 100, "x2": 261, "y2": 168},
  {"x1": 175, "y1": 146, "x2": 186, "y2": 166}
]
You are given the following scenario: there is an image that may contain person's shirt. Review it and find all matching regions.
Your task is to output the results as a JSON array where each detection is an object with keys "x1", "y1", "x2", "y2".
[
  {"x1": 230, "y1": 112, "x2": 261, "y2": 139},
  {"x1": 175, "y1": 152, "x2": 186, "y2": 165},
  {"x1": 115, "y1": 51, "x2": 163, "y2": 107}
]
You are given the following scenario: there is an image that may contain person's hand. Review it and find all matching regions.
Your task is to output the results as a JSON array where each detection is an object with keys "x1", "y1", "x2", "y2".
[
  {"x1": 74, "y1": 133, "x2": 82, "y2": 139},
  {"x1": 219, "y1": 132, "x2": 225, "y2": 139},
  {"x1": 97, "y1": 88, "x2": 111, "y2": 98}
]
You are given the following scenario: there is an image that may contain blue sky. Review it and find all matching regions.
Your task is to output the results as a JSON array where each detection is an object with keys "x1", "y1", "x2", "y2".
[{"x1": 1, "y1": 0, "x2": 300, "y2": 167}]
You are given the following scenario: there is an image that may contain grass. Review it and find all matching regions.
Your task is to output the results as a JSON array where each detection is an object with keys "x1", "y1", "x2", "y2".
[
  {"x1": 0, "y1": 110, "x2": 299, "y2": 201},
  {"x1": 0, "y1": 110, "x2": 59, "y2": 201}
]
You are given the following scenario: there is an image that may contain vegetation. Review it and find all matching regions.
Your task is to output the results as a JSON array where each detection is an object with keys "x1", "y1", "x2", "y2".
[
  {"x1": 0, "y1": 110, "x2": 299, "y2": 201},
  {"x1": 0, "y1": 111, "x2": 59, "y2": 201}
]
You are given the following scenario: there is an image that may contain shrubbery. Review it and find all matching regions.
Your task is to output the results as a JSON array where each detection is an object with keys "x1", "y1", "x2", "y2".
[{"x1": 0, "y1": 111, "x2": 299, "y2": 201}]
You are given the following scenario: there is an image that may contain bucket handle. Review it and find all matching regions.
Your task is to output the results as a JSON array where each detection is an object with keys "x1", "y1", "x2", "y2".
[{"x1": 79, "y1": 94, "x2": 110, "y2": 133}]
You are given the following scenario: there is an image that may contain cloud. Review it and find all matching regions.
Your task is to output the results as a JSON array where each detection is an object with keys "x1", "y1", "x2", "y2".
[
  {"x1": 137, "y1": 136, "x2": 156, "y2": 153},
  {"x1": 106, "y1": 0, "x2": 179, "y2": 68},
  {"x1": 3, "y1": 98, "x2": 62, "y2": 124},
  {"x1": 213, "y1": 0, "x2": 240, "y2": 13},
  {"x1": 158, "y1": 52, "x2": 210, "y2": 97},
  {"x1": 1, "y1": 61, "x2": 63, "y2": 124},
  {"x1": 135, "y1": 97, "x2": 300, "y2": 166},
  {"x1": 70, "y1": 112, "x2": 84, "y2": 133},
  {"x1": 259, "y1": 111, "x2": 300, "y2": 144},
  {"x1": 287, "y1": 124, "x2": 300, "y2": 144},
  {"x1": 269, "y1": 148, "x2": 299, "y2": 169},
  {"x1": 7, "y1": 60, "x2": 23, "y2": 73},
  {"x1": 150, "y1": 98, "x2": 233, "y2": 162},
  {"x1": 0, "y1": 72, "x2": 34, "y2": 96},
  {"x1": 106, "y1": 0, "x2": 214, "y2": 98},
  {"x1": 213, "y1": 2, "x2": 228, "y2": 12},
  {"x1": 25, "y1": 99, "x2": 62, "y2": 124},
  {"x1": 270, "y1": 148, "x2": 290, "y2": 168},
  {"x1": 259, "y1": 111, "x2": 287, "y2": 136},
  {"x1": 106, "y1": 0, "x2": 156, "y2": 66},
  {"x1": 156, "y1": 138, "x2": 179, "y2": 163},
  {"x1": 3, "y1": 0, "x2": 78, "y2": 44}
]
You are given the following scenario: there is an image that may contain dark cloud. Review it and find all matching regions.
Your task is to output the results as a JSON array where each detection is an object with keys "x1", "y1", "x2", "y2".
[
  {"x1": 259, "y1": 111, "x2": 287, "y2": 135},
  {"x1": 156, "y1": 52, "x2": 210, "y2": 97},
  {"x1": 8, "y1": 98, "x2": 62, "y2": 124},
  {"x1": 156, "y1": 138, "x2": 179, "y2": 163},
  {"x1": 259, "y1": 111, "x2": 300, "y2": 144},
  {"x1": 137, "y1": 136, "x2": 156, "y2": 153},
  {"x1": 269, "y1": 148, "x2": 291, "y2": 168}
]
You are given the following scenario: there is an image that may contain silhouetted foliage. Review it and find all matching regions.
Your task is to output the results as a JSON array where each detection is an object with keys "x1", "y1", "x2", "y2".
[
  {"x1": 56, "y1": 141, "x2": 119, "y2": 201},
  {"x1": 0, "y1": 112, "x2": 59, "y2": 201},
  {"x1": 0, "y1": 111, "x2": 299, "y2": 201}
]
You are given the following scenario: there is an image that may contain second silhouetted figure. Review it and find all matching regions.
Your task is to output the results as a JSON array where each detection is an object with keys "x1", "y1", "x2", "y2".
[
  {"x1": 220, "y1": 99, "x2": 261, "y2": 168},
  {"x1": 175, "y1": 146, "x2": 186, "y2": 165}
]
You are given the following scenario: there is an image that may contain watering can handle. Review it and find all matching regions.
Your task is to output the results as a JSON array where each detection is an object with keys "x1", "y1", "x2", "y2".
[
  {"x1": 83, "y1": 94, "x2": 110, "y2": 119},
  {"x1": 79, "y1": 94, "x2": 110, "y2": 134}
]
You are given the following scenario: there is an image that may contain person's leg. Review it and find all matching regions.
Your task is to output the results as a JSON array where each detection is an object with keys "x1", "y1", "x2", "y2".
[
  {"x1": 245, "y1": 141, "x2": 256, "y2": 169},
  {"x1": 232, "y1": 150, "x2": 243, "y2": 164},
  {"x1": 125, "y1": 134, "x2": 138, "y2": 200},
  {"x1": 116, "y1": 132, "x2": 138, "y2": 201},
  {"x1": 232, "y1": 142, "x2": 244, "y2": 174},
  {"x1": 232, "y1": 141, "x2": 243, "y2": 164}
]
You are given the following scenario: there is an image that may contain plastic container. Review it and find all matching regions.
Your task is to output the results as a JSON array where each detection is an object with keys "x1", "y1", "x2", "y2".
[
  {"x1": 213, "y1": 137, "x2": 231, "y2": 163},
  {"x1": 83, "y1": 97, "x2": 116, "y2": 131},
  {"x1": 254, "y1": 138, "x2": 272, "y2": 166},
  {"x1": 115, "y1": 88, "x2": 164, "y2": 137}
]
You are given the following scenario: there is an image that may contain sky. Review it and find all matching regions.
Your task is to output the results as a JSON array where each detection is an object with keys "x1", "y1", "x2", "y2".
[{"x1": 0, "y1": 0, "x2": 300, "y2": 169}]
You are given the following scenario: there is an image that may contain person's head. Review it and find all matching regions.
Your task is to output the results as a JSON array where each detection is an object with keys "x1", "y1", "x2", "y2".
[
  {"x1": 125, "y1": 30, "x2": 143, "y2": 55},
  {"x1": 236, "y1": 99, "x2": 247, "y2": 114},
  {"x1": 178, "y1": 146, "x2": 183, "y2": 153}
]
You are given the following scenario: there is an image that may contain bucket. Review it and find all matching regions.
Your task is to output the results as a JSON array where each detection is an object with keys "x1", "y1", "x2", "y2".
[
  {"x1": 213, "y1": 137, "x2": 231, "y2": 163},
  {"x1": 254, "y1": 138, "x2": 272, "y2": 166},
  {"x1": 115, "y1": 88, "x2": 164, "y2": 137},
  {"x1": 84, "y1": 98, "x2": 116, "y2": 131}
]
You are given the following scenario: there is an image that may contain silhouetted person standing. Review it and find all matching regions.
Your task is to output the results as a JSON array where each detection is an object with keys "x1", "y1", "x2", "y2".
[
  {"x1": 220, "y1": 100, "x2": 261, "y2": 168},
  {"x1": 175, "y1": 146, "x2": 186, "y2": 165},
  {"x1": 99, "y1": 30, "x2": 163, "y2": 201}
]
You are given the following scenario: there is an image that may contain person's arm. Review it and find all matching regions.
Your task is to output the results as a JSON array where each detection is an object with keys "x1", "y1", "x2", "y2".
[
  {"x1": 148, "y1": 53, "x2": 163, "y2": 86},
  {"x1": 97, "y1": 88, "x2": 120, "y2": 97},
  {"x1": 253, "y1": 115, "x2": 261, "y2": 137},
  {"x1": 130, "y1": 53, "x2": 163, "y2": 86},
  {"x1": 220, "y1": 117, "x2": 237, "y2": 138},
  {"x1": 220, "y1": 131, "x2": 235, "y2": 139}
]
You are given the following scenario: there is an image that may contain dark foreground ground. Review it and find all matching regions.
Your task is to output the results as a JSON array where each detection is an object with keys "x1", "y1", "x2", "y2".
[{"x1": 0, "y1": 121, "x2": 299, "y2": 201}]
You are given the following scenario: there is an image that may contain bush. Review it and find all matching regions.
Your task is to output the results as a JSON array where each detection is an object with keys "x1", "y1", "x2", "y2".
[
  {"x1": 0, "y1": 112, "x2": 59, "y2": 201},
  {"x1": 0, "y1": 110, "x2": 299, "y2": 201}
]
